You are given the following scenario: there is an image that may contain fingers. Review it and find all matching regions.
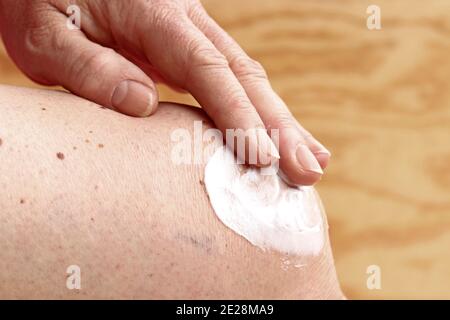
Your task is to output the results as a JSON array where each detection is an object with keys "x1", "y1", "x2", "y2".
[
  {"x1": 22, "y1": 13, "x2": 158, "y2": 117},
  {"x1": 189, "y1": 7, "x2": 330, "y2": 185},
  {"x1": 134, "y1": 6, "x2": 279, "y2": 165}
]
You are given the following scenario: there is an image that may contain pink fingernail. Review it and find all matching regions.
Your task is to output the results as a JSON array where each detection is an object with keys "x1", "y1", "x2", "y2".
[
  {"x1": 296, "y1": 144, "x2": 323, "y2": 174},
  {"x1": 111, "y1": 80, "x2": 154, "y2": 117}
]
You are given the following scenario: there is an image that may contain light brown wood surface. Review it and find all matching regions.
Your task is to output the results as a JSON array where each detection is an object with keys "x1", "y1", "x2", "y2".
[{"x1": 1, "y1": 0, "x2": 449, "y2": 299}]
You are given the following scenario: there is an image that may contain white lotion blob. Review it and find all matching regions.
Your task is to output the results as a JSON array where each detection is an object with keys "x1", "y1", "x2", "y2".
[{"x1": 204, "y1": 146, "x2": 325, "y2": 257}]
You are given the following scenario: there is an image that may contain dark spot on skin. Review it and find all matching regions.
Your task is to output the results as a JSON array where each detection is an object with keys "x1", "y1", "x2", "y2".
[
  {"x1": 73, "y1": 146, "x2": 77, "y2": 150},
  {"x1": 20, "y1": 199, "x2": 25, "y2": 204},
  {"x1": 56, "y1": 152, "x2": 65, "y2": 160},
  {"x1": 90, "y1": 217, "x2": 95, "y2": 222},
  {"x1": 115, "y1": 264, "x2": 121, "y2": 270},
  {"x1": 147, "y1": 273, "x2": 153, "y2": 278},
  {"x1": 0, "y1": 138, "x2": 2, "y2": 146},
  {"x1": 85, "y1": 139, "x2": 90, "y2": 143},
  {"x1": 41, "y1": 108, "x2": 46, "y2": 111},
  {"x1": 89, "y1": 130, "x2": 93, "y2": 134},
  {"x1": 176, "y1": 233, "x2": 213, "y2": 254},
  {"x1": 98, "y1": 143, "x2": 104, "y2": 149},
  {"x1": 199, "y1": 179, "x2": 204, "y2": 186},
  {"x1": 94, "y1": 185, "x2": 99, "y2": 190}
]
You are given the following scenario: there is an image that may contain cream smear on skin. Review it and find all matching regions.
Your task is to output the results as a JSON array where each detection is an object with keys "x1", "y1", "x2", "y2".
[{"x1": 204, "y1": 146, "x2": 326, "y2": 259}]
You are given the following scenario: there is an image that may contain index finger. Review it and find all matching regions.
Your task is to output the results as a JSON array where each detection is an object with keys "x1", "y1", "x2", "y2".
[{"x1": 189, "y1": 8, "x2": 330, "y2": 185}]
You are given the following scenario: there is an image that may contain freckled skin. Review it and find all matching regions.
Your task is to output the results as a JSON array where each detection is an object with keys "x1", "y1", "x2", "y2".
[{"x1": 0, "y1": 85, "x2": 342, "y2": 299}]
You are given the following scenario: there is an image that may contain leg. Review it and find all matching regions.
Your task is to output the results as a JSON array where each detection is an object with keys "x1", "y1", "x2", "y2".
[{"x1": 0, "y1": 85, "x2": 343, "y2": 299}]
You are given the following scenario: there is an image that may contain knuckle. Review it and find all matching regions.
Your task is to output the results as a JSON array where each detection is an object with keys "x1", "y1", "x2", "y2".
[
  {"x1": 186, "y1": 0, "x2": 208, "y2": 26},
  {"x1": 220, "y1": 93, "x2": 256, "y2": 122},
  {"x1": 188, "y1": 41, "x2": 228, "y2": 70},
  {"x1": 23, "y1": 8, "x2": 63, "y2": 55},
  {"x1": 183, "y1": 41, "x2": 228, "y2": 86},
  {"x1": 147, "y1": 1, "x2": 184, "y2": 27},
  {"x1": 226, "y1": 94, "x2": 254, "y2": 113},
  {"x1": 272, "y1": 111, "x2": 297, "y2": 130},
  {"x1": 187, "y1": 0, "x2": 204, "y2": 16},
  {"x1": 23, "y1": 26, "x2": 47, "y2": 55},
  {"x1": 69, "y1": 48, "x2": 116, "y2": 91},
  {"x1": 21, "y1": 26, "x2": 61, "y2": 83},
  {"x1": 229, "y1": 56, "x2": 267, "y2": 81},
  {"x1": 83, "y1": 48, "x2": 117, "y2": 71},
  {"x1": 204, "y1": 86, "x2": 254, "y2": 123}
]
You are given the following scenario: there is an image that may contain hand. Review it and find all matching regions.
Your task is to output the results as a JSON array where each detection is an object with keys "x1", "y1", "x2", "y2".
[{"x1": 0, "y1": 0, "x2": 330, "y2": 185}]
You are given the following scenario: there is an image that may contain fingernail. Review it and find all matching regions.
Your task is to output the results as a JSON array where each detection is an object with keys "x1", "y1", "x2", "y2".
[
  {"x1": 296, "y1": 144, "x2": 323, "y2": 174},
  {"x1": 305, "y1": 136, "x2": 331, "y2": 157},
  {"x1": 111, "y1": 80, "x2": 154, "y2": 117},
  {"x1": 313, "y1": 150, "x2": 332, "y2": 157}
]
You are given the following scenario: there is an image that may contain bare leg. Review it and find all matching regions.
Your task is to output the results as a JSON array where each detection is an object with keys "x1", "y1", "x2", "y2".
[{"x1": 0, "y1": 85, "x2": 343, "y2": 299}]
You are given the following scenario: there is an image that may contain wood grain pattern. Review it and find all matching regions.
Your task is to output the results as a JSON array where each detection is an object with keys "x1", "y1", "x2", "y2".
[{"x1": 1, "y1": 0, "x2": 449, "y2": 299}]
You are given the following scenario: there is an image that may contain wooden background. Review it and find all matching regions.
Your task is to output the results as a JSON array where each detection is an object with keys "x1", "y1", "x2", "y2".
[{"x1": 1, "y1": 0, "x2": 449, "y2": 299}]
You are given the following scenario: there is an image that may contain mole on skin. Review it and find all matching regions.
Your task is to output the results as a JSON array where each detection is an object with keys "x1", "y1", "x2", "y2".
[{"x1": 56, "y1": 152, "x2": 65, "y2": 160}]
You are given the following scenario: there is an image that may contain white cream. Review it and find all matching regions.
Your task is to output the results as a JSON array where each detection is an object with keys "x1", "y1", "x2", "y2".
[{"x1": 204, "y1": 146, "x2": 326, "y2": 257}]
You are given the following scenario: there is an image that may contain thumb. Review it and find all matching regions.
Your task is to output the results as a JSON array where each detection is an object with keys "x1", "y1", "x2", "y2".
[{"x1": 34, "y1": 31, "x2": 158, "y2": 117}]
